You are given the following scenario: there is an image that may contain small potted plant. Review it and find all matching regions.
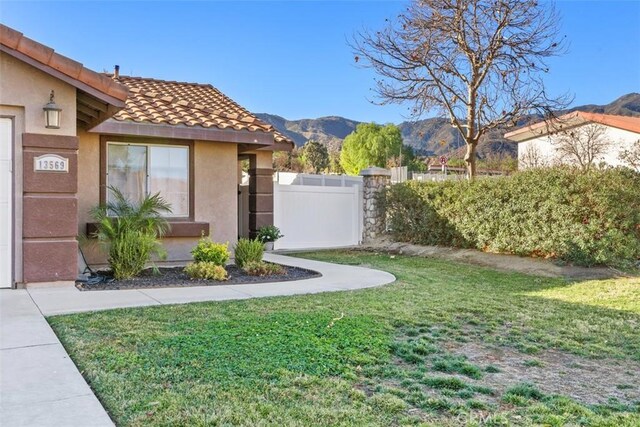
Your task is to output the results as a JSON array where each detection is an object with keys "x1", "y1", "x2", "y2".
[{"x1": 256, "y1": 225, "x2": 283, "y2": 251}]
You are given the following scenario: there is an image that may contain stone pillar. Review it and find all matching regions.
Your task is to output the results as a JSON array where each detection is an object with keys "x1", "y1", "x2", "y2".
[{"x1": 360, "y1": 167, "x2": 391, "y2": 243}]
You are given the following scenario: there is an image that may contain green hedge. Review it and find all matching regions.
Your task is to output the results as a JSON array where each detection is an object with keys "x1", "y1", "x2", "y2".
[{"x1": 383, "y1": 167, "x2": 640, "y2": 267}]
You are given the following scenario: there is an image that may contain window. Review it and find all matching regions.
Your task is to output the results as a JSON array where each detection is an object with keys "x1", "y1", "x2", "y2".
[{"x1": 106, "y1": 142, "x2": 190, "y2": 217}]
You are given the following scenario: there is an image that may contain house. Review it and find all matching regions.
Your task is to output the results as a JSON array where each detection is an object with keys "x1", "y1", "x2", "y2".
[
  {"x1": 0, "y1": 24, "x2": 292, "y2": 288},
  {"x1": 504, "y1": 111, "x2": 640, "y2": 169}
]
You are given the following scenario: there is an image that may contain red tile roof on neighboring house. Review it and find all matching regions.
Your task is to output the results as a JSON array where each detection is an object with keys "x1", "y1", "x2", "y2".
[
  {"x1": 0, "y1": 24, "x2": 128, "y2": 105},
  {"x1": 504, "y1": 111, "x2": 640, "y2": 142},
  {"x1": 110, "y1": 75, "x2": 293, "y2": 145}
]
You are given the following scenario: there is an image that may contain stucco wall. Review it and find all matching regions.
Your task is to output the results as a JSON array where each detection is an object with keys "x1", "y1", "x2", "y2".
[
  {"x1": 0, "y1": 52, "x2": 76, "y2": 136},
  {"x1": 194, "y1": 140, "x2": 238, "y2": 249},
  {"x1": 77, "y1": 135, "x2": 239, "y2": 266},
  {"x1": 1, "y1": 53, "x2": 78, "y2": 285},
  {"x1": 77, "y1": 130, "x2": 100, "y2": 230},
  {"x1": 250, "y1": 149, "x2": 274, "y2": 169},
  {"x1": 518, "y1": 124, "x2": 639, "y2": 169}
]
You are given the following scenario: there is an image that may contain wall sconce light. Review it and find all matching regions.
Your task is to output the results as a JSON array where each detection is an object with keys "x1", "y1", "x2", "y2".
[{"x1": 43, "y1": 90, "x2": 62, "y2": 129}]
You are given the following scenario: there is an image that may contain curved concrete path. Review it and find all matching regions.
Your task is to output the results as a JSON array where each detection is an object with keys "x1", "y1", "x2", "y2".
[
  {"x1": 1, "y1": 255, "x2": 395, "y2": 427},
  {"x1": 27, "y1": 253, "x2": 396, "y2": 316}
]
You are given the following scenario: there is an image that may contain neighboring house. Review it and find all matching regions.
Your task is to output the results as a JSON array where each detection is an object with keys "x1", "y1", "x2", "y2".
[
  {"x1": 505, "y1": 111, "x2": 640, "y2": 169},
  {"x1": 0, "y1": 24, "x2": 292, "y2": 288}
]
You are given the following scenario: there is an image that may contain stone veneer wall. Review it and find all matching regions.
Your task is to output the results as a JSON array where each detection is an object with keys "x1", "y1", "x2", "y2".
[{"x1": 360, "y1": 167, "x2": 391, "y2": 242}]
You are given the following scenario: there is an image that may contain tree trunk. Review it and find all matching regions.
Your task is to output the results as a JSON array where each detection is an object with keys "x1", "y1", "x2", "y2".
[{"x1": 464, "y1": 142, "x2": 477, "y2": 180}]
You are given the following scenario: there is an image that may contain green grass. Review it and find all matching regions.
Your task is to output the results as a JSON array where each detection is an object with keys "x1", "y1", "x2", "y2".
[
  {"x1": 526, "y1": 279, "x2": 640, "y2": 313},
  {"x1": 523, "y1": 359, "x2": 545, "y2": 368},
  {"x1": 431, "y1": 354, "x2": 484, "y2": 379},
  {"x1": 48, "y1": 250, "x2": 640, "y2": 426}
]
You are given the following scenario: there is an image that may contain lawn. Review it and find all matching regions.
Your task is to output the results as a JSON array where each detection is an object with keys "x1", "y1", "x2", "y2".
[{"x1": 49, "y1": 250, "x2": 640, "y2": 426}]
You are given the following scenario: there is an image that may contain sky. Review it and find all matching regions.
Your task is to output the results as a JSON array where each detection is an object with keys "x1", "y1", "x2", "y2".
[{"x1": 1, "y1": 0, "x2": 639, "y2": 124}]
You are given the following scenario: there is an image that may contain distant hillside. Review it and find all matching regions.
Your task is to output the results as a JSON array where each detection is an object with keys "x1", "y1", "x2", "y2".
[
  {"x1": 255, "y1": 114, "x2": 359, "y2": 148},
  {"x1": 568, "y1": 92, "x2": 640, "y2": 116},
  {"x1": 258, "y1": 93, "x2": 639, "y2": 158}
]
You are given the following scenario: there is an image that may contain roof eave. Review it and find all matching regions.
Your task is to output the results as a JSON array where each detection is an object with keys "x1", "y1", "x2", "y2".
[
  {"x1": 89, "y1": 119, "x2": 276, "y2": 145},
  {"x1": 504, "y1": 112, "x2": 585, "y2": 142},
  {"x1": 257, "y1": 140, "x2": 294, "y2": 152},
  {"x1": 505, "y1": 111, "x2": 640, "y2": 142},
  {"x1": 0, "y1": 44, "x2": 127, "y2": 108}
]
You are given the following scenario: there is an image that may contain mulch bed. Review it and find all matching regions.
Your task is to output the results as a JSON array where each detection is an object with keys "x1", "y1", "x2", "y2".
[{"x1": 76, "y1": 263, "x2": 321, "y2": 291}]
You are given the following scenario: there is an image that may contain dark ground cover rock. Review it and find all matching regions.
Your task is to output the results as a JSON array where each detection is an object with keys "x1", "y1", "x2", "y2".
[{"x1": 76, "y1": 264, "x2": 321, "y2": 291}]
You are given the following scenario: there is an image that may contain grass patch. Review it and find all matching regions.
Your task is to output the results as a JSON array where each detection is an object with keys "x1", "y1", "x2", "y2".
[
  {"x1": 527, "y1": 279, "x2": 640, "y2": 313},
  {"x1": 524, "y1": 359, "x2": 545, "y2": 368},
  {"x1": 485, "y1": 364, "x2": 501, "y2": 373},
  {"x1": 504, "y1": 382, "x2": 545, "y2": 402},
  {"x1": 390, "y1": 338, "x2": 439, "y2": 364},
  {"x1": 617, "y1": 384, "x2": 634, "y2": 390},
  {"x1": 421, "y1": 376, "x2": 469, "y2": 391},
  {"x1": 49, "y1": 250, "x2": 640, "y2": 426},
  {"x1": 432, "y1": 354, "x2": 484, "y2": 379}
]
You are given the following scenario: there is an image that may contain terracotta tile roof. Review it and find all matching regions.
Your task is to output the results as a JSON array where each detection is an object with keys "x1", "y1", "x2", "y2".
[
  {"x1": 505, "y1": 111, "x2": 640, "y2": 142},
  {"x1": 0, "y1": 24, "x2": 128, "y2": 104},
  {"x1": 110, "y1": 75, "x2": 293, "y2": 145},
  {"x1": 576, "y1": 111, "x2": 640, "y2": 133}
]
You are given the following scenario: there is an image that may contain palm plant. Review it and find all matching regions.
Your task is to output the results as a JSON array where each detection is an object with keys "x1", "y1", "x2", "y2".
[{"x1": 90, "y1": 186, "x2": 172, "y2": 279}]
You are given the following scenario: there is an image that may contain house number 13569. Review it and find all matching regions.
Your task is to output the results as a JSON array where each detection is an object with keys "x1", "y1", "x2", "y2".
[{"x1": 34, "y1": 154, "x2": 69, "y2": 173}]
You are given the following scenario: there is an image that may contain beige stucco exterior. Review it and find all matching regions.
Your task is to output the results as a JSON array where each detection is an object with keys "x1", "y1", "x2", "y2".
[
  {"x1": 193, "y1": 141, "x2": 238, "y2": 251},
  {"x1": 252, "y1": 150, "x2": 275, "y2": 169},
  {"x1": 1, "y1": 52, "x2": 76, "y2": 136},
  {"x1": 77, "y1": 130, "x2": 100, "y2": 229},
  {"x1": 1, "y1": 53, "x2": 78, "y2": 285},
  {"x1": 2, "y1": 43, "x2": 279, "y2": 279},
  {"x1": 78, "y1": 133, "x2": 241, "y2": 265}
]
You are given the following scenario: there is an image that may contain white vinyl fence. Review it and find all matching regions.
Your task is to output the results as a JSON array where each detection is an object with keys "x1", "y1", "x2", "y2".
[
  {"x1": 411, "y1": 172, "x2": 467, "y2": 182},
  {"x1": 275, "y1": 172, "x2": 363, "y2": 188},
  {"x1": 273, "y1": 174, "x2": 363, "y2": 250}
]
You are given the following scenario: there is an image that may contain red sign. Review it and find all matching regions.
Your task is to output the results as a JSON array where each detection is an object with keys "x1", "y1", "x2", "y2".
[{"x1": 439, "y1": 155, "x2": 448, "y2": 165}]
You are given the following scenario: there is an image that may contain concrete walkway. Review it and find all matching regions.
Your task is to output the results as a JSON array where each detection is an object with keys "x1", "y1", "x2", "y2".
[
  {"x1": 0, "y1": 254, "x2": 395, "y2": 426},
  {"x1": 0, "y1": 291, "x2": 115, "y2": 426},
  {"x1": 27, "y1": 253, "x2": 396, "y2": 316}
]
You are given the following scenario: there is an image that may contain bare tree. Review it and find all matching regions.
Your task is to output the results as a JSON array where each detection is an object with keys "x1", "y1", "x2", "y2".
[
  {"x1": 519, "y1": 143, "x2": 548, "y2": 169},
  {"x1": 553, "y1": 123, "x2": 612, "y2": 171},
  {"x1": 618, "y1": 139, "x2": 640, "y2": 172},
  {"x1": 353, "y1": 0, "x2": 569, "y2": 178}
]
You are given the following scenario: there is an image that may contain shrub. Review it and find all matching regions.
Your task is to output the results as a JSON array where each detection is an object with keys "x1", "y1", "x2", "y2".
[
  {"x1": 242, "y1": 261, "x2": 286, "y2": 276},
  {"x1": 90, "y1": 187, "x2": 171, "y2": 280},
  {"x1": 256, "y1": 225, "x2": 284, "y2": 243},
  {"x1": 382, "y1": 167, "x2": 640, "y2": 267},
  {"x1": 184, "y1": 262, "x2": 228, "y2": 281},
  {"x1": 191, "y1": 236, "x2": 230, "y2": 266},
  {"x1": 234, "y1": 238, "x2": 264, "y2": 268}
]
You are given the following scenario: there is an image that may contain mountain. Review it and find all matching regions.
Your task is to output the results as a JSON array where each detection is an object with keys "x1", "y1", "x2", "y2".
[
  {"x1": 569, "y1": 92, "x2": 640, "y2": 116},
  {"x1": 255, "y1": 114, "x2": 359, "y2": 148},
  {"x1": 258, "y1": 112, "x2": 514, "y2": 157},
  {"x1": 258, "y1": 93, "x2": 640, "y2": 158}
]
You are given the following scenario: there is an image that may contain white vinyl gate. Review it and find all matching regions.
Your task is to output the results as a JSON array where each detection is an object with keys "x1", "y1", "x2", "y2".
[
  {"x1": 0, "y1": 118, "x2": 13, "y2": 287},
  {"x1": 273, "y1": 181, "x2": 363, "y2": 250}
]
